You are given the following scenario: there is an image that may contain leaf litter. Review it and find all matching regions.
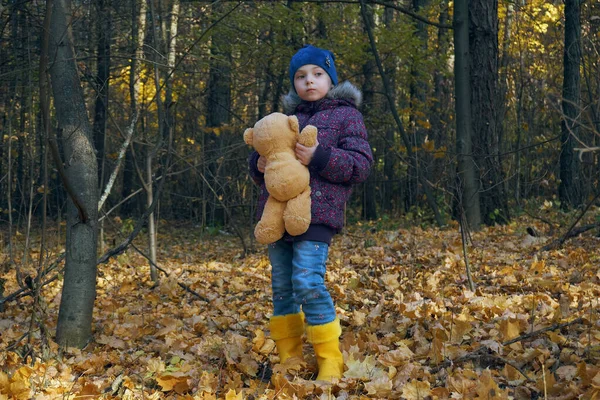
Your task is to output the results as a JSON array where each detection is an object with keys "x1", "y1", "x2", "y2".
[{"x1": 1, "y1": 215, "x2": 600, "y2": 399}]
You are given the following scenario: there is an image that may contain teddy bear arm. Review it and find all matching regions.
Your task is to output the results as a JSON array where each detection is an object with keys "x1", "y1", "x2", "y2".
[{"x1": 298, "y1": 125, "x2": 318, "y2": 148}]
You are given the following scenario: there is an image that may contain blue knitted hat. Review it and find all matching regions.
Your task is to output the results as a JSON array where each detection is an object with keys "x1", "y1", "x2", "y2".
[{"x1": 289, "y1": 45, "x2": 338, "y2": 90}]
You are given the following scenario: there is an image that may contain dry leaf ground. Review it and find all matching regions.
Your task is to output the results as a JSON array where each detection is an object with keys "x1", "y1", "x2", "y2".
[{"x1": 1, "y1": 212, "x2": 600, "y2": 399}]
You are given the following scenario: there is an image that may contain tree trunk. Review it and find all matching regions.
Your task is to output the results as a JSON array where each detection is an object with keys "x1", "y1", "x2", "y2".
[
  {"x1": 146, "y1": 0, "x2": 164, "y2": 282},
  {"x1": 361, "y1": 3, "x2": 377, "y2": 221},
  {"x1": 0, "y1": 118, "x2": 4, "y2": 212},
  {"x1": 146, "y1": 154, "x2": 158, "y2": 282},
  {"x1": 162, "y1": 0, "x2": 179, "y2": 207},
  {"x1": 431, "y1": 0, "x2": 451, "y2": 185},
  {"x1": 454, "y1": 0, "x2": 481, "y2": 230},
  {"x1": 469, "y1": 0, "x2": 508, "y2": 225},
  {"x1": 207, "y1": 34, "x2": 231, "y2": 128},
  {"x1": 48, "y1": 0, "x2": 99, "y2": 348},
  {"x1": 499, "y1": 3, "x2": 514, "y2": 207},
  {"x1": 121, "y1": 0, "x2": 147, "y2": 217},
  {"x1": 382, "y1": 5, "x2": 397, "y2": 213},
  {"x1": 93, "y1": 0, "x2": 111, "y2": 252},
  {"x1": 559, "y1": 0, "x2": 582, "y2": 208},
  {"x1": 93, "y1": 0, "x2": 111, "y2": 187},
  {"x1": 206, "y1": 13, "x2": 232, "y2": 226},
  {"x1": 408, "y1": 0, "x2": 429, "y2": 210}
]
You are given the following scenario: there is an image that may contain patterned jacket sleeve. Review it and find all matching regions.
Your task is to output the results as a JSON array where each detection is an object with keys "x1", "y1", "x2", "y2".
[
  {"x1": 313, "y1": 108, "x2": 373, "y2": 184},
  {"x1": 247, "y1": 151, "x2": 264, "y2": 186}
]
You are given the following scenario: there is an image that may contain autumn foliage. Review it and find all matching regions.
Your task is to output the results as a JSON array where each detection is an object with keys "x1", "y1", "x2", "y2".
[{"x1": 1, "y1": 211, "x2": 600, "y2": 399}]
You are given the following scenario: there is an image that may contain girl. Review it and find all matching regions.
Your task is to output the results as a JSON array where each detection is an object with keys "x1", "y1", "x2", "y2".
[{"x1": 248, "y1": 44, "x2": 373, "y2": 381}]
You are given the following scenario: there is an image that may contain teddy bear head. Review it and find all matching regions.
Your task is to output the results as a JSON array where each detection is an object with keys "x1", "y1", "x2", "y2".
[{"x1": 243, "y1": 113, "x2": 300, "y2": 157}]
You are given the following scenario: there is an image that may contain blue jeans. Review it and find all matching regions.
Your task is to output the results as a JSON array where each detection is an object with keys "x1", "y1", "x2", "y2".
[{"x1": 269, "y1": 240, "x2": 336, "y2": 325}]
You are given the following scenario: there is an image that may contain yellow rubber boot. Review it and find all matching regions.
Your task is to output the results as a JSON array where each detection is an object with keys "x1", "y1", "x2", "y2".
[
  {"x1": 306, "y1": 319, "x2": 344, "y2": 382},
  {"x1": 270, "y1": 313, "x2": 304, "y2": 362}
]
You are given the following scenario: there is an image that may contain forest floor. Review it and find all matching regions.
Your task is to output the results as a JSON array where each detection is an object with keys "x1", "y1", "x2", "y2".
[{"x1": 1, "y1": 207, "x2": 600, "y2": 399}]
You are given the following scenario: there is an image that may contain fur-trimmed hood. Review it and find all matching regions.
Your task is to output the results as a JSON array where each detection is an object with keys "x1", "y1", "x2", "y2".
[{"x1": 282, "y1": 81, "x2": 363, "y2": 115}]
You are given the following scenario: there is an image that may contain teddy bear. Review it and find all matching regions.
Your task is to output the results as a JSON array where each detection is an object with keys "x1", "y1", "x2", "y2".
[{"x1": 244, "y1": 112, "x2": 318, "y2": 244}]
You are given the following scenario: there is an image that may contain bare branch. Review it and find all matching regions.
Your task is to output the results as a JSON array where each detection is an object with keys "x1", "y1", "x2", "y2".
[{"x1": 574, "y1": 146, "x2": 600, "y2": 161}]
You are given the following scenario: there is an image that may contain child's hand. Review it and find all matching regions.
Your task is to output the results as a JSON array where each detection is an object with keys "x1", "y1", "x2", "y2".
[
  {"x1": 295, "y1": 141, "x2": 319, "y2": 166},
  {"x1": 257, "y1": 156, "x2": 267, "y2": 173}
]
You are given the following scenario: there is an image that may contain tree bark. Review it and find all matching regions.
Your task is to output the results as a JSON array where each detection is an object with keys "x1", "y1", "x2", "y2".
[
  {"x1": 121, "y1": 0, "x2": 147, "y2": 217},
  {"x1": 361, "y1": 3, "x2": 378, "y2": 221},
  {"x1": 431, "y1": 0, "x2": 451, "y2": 184},
  {"x1": 205, "y1": 9, "x2": 232, "y2": 226},
  {"x1": 382, "y1": 5, "x2": 397, "y2": 213},
  {"x1": 559, "y1": 0, "x2": 582, "y2": 208},
  {"x1": 454, "y1": 0, "x2": 481, "y2": 230},
  {"x1": 47, "y1": 0, "x2": 99, "y2": 348},
  {"x1": 469, "y1": 0, "x2": 508, "y2": 225},
  {"x1": 92, "y1": 0, "x2": 111, "y2": 188},
  {"x1": 93, "y1": 0, "x2": 112, "y2": 253},
  {"x1": 407, "y1": 0, "x2": 429, "y2": 210}
]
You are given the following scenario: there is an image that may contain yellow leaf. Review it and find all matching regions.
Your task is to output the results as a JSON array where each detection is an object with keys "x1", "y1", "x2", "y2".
[
  {"x1": 76, "y1": 382, "x2": 101, "y2": 398},
  {"x1": 502, "y1": 364, "x2": 523, "y2": 383},
  {"x1": 156, "y1": 373, "x2": 189, "y2": 393},
  {"x1": 225, "y1": 389, "x2": 243, "y2": 400},
  {"x1": 498, "y1": 318, "x2": 521, "y2": 341},
  {"x1": 198, "y1": 371, "x2": 218, "y2": 394},
  {"x1": 529, "y1": 258, "x2": 546, "y2": 275},
  {"x1": 353, "y1": 310, "x2": 366, "y2": 326},
  {"x1": 591, "y1": 371, "x2": 600, "y2": 388},
  {"x1": 422, "y1": 138, "x2": 435, "y2": 152},
  {"x1": 434, "y1": 145, "x2": 447, "y2": 159},
  {"x1": 448, "y1": 371, "x2": 477, "y2": 395},
  {"x1": 475, "y1": 369, "x2": 507, "y2": 399},
  {"x1": 545, "y1": 330, "x2": 566, "y2": 344},
  {"x1": 431, "y1": 387, "x2": 450, "y2": 398},
  {"x1": 344, "y1": 353, "x2": 385, "y2": 380},
  {"x1": 0, "y1": 371, "x2": 9, "y2": 388},
  {"x1": 417, "y1": 119, "x2": 431, "y2": 130},
  {"x1": 251, "y1": 329, "x2": 266, "y2": 352},
  {"x1": 6, "y1": 368, "x2": 31, "y2": 400},
  {"x1": 380, "y1": 272, "x2": 400, "y2": 290},
  {"x1": 364, "y1": 375, "x2": 392, "y2": 397},
  {"x1": 378, "y1": 342, "x2": 414, "y2": 366},
  {"x1": 450, "y1": 311, "x2": 474, "y2": 343},
  {"x1": 402, "y1": 379, "x2": 431, "y2": 400},
  {"x1": 96, "y1": 334, "x2": 126, "y2": 349},
  {"x1": 12, "y1": 366, "x2": 33, "y2": 382},
  {"x1": 147, "y1": 358, "x2": 166, "y2": 375},
  {"x1": 156, "y1": 317, "x2": 182, "y2": 337}
]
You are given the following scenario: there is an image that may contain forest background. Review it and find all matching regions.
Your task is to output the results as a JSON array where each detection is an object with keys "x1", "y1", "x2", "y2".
[{"x1": 1, "y1": 0, "x2": 600, "y2": 399}]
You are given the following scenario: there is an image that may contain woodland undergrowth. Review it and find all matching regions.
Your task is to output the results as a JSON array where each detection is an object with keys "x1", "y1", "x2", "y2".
[{"x1": 1, "y1": 207, "x2": 600, "y2": 399}]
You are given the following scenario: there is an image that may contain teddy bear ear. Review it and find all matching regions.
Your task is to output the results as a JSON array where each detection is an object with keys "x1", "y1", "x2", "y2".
[
  {"x1": 288, "y1": 115, "x2": 300, "y2": 134},
  {"x1": 243, "y1": 128, "x2": 254, "y2": 146}
]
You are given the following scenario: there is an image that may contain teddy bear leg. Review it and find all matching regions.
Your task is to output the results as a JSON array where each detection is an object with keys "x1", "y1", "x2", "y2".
[
  {"x1": 255, "y1": 197, "x2": 286, "y2": 244},
  {"x1": 283, "y1": 187, "x2": 311, "y2": 236}
]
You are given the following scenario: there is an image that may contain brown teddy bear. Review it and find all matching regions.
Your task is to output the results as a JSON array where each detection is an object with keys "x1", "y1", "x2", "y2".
[{"x1": 244, "y1": 112, "x2": 318, "y2": 244}]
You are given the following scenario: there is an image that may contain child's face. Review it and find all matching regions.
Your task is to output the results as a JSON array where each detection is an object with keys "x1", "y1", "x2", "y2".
[{"x1": 293, "y1": 64, "x2": 332, "y2": 102}]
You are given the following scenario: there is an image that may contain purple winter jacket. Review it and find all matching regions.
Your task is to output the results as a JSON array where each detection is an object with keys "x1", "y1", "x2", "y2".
[{"x1": 248, "y1": 81, "x2": 374, "y2": 244}]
